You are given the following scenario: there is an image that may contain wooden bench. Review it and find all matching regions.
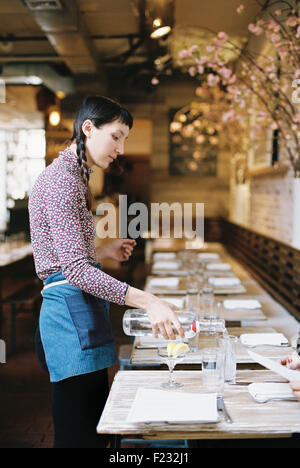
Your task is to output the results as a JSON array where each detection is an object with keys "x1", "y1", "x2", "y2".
[{"x1": 221, "y1": 219, "x2": 300, "y2": 322}]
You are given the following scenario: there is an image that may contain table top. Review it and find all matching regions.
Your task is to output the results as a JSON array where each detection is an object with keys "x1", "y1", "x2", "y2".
[
  {"x1": 131, "y1": 327, "x2": 294, "y2": 366},
  {"x1": 145, "y1": 275, "x2": 247, "y2": 296},
  {"x1": 97, "y1": 369, "x2": 300, "y2": 439}
]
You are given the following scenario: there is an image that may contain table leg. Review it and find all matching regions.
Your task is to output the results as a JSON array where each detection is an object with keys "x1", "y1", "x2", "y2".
[{"x1": 111, "y1": 434, "x2": 122, "y2": 448}]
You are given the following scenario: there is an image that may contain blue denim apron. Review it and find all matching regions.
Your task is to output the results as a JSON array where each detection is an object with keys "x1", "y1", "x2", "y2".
[{"x1": 39, "y1": 263, "x2": 117, "y2": 382}]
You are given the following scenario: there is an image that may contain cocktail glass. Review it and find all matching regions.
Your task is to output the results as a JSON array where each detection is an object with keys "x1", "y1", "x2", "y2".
[{"x1": 157, "y1": 347, "x2": 189, "y2": 388}]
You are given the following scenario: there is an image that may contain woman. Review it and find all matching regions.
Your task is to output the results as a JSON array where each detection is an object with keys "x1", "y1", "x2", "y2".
[{"x1": 29, "y1": 95, "x2": 184, "y2": 448}]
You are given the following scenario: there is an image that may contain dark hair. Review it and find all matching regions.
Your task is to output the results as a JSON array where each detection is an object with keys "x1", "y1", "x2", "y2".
[{"x1": 71, "y1": 95, "x2": 133, "y2": 211}]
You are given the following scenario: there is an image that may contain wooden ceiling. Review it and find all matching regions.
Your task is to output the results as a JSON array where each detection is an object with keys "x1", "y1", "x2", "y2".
[{"x1": 0, "y1": 0, "x2": 263, "y2": 93}]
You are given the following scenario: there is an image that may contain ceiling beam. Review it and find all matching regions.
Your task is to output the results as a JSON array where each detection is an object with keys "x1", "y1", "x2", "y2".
[{"x1": 23, "y1": 0, "x2": 105, "y2": 77}]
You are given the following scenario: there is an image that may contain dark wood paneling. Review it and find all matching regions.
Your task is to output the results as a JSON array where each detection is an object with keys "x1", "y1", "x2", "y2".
[{"x1": 222, "y1": 220, "x2": 300, "y2": 321}]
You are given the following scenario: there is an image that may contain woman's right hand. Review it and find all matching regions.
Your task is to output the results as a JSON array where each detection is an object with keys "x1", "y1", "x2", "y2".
[
  {"x1": 280, "y1": 353, "x2": 300, "y2": 370},
  {"x1": 145, "y1": 299, "x2": 185, "y2": 340}
]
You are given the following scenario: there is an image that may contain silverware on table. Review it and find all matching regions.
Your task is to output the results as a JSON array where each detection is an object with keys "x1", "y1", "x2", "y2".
[{"x1": 217, "y1": 396, "x2": 233, "y2": 424}]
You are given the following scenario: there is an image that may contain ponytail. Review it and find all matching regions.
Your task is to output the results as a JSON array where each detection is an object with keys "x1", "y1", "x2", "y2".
[{"x1": 75, "y1": 130, "x2": 93, "y2": 211}]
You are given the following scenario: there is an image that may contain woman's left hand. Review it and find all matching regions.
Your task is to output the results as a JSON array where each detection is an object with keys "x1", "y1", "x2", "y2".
[{"x1": 97, "y1": 239, "x2": 136, "y2": 262}]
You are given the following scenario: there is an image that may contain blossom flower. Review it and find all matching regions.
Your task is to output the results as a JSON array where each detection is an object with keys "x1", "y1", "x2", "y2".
[
  {"x1": 219, "y1": 67, "x2": 232, "y2": 79},
  {"x1": 236, "y1": 4, "x2": 244, "y2": 14},
  {"x1": 248, "y1": 23, "x2": 264, "y2": 35},
  {"x1": 217, "y1": 31, "x2": 229, "y2": 42},
  {"x1": 189, "y1": 45, "x2": 198, "y2": 54},
  {"x1": 271, "y1": 33, "x2": 281, "y2": 44},
  {"x1": 188, "y1": 66, "x2": 196, "y2": 77},
  {"x1": 178, "y1": 49, "x2": 191, "y2": 59},
  {"x1": 206, "y1": 45, "x2": 215, "y2": 53},
  {"x1": 286, "y1": 16, "x2": 298, "y2": 27},
  {"x1": 222, "y1": 110, "x2": 235, "y2": 122},
  {"x1": 151, "y1": 77, "x2": 159, "y2": 85},
  {"x1": 207, "y1": 74, "x2": 220, "y2": 86}
]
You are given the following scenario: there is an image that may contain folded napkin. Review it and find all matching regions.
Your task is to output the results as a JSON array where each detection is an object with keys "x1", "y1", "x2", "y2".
[
  {"x1": 248, "y1": 383, "x2": 296, "y2": 403},
  {"x1": 153, "y1": 261, "x2": 181, "y2": 270},
  {"x1": 153, "y1": 252, "x2": 176, "y2": 260},
  {"x1": 206, "y1": 263, "x2": 231, "y2": 271},
  {"x1": 198, "y1": 253, "x2": 220, "y2": 260},
  {"x1": 224, "y1": 299, "x2": 262, "y2": 310},
  {"x1": 209, "y1": 277, "x2": 241, "y2": 287},
  {"x1": 127, "y1": 388, "x2": 219, "y2": 423},
  {"x1": 148, "y1": 277, "x2": 180, "y2": 289},
  {"x1": 240, "y1": 333, "x2": 289, "y2": 347}
]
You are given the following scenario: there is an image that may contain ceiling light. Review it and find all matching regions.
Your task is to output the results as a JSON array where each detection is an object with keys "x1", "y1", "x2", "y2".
[
  {"x1": 153, "y1": 17, "x2": 162, "y2": 28},
  {"x1": 48, "y1": 106, "x2": 61, "y2": 126},
  {"x1": 150, "y1": 25, "x2": 171, "y2": 39}
]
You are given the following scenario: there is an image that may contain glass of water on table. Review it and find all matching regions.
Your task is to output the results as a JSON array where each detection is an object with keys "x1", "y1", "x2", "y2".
[{"x1": 217, "y1": 334, "x2": 238, "y2": 384}]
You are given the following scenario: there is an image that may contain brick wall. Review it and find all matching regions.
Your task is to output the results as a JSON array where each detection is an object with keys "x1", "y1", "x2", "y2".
[{"x1": 249, "y1": 169, "x2": 294, "y2": 244}]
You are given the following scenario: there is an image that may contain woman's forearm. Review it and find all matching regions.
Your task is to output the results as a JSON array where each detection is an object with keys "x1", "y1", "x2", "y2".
[
  {"x1": 124, "y1": 286, "x2": 185, "y2": 340},
  {"x1": 124, "y1": 286, "x2": 160, "y2": 309}
]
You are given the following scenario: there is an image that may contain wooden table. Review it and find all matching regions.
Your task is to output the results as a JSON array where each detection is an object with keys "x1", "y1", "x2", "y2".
[
  {"x1": 97, "y1": 369, "x2": 300, "y2": 446},
  {"x1": 145, "y1": 275, "x2": 247, "y2": 296},
  {"x1": 130, "y1": 327, "x2": 294, "y2": 367}
]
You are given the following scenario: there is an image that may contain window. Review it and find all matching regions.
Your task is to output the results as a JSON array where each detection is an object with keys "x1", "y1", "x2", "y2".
[{"x1": 0, "y1": 129, "x2": 45, "y2": 231}]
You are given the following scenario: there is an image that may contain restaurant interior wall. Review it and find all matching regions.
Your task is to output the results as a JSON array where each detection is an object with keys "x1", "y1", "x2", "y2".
[
  {"x1": 227, "y1": 25, "x2": 296, "y2": 248},
  {"x1": 127, "y1": 77, "x2": 230, "y2": 220}
]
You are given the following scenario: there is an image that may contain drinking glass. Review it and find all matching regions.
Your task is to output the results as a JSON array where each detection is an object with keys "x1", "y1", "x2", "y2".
[
  {"x1": 201, "y1": 277, "x2": 215, "y2": 318},
  {"x1": 157, "y1": 346, "x2": 189, "y2": 388},
  {"x1": 217, "y1": 335, "x2": 238, "y2": 384},
  {"x1": 198, "y1": 316, "x2": 226, "y2": 336},
  {"x1": 184, "y1": 291, "x2": 200, "y2": 353},
  {"x1": 201, "y1": 347, "x2": 225, "y2": 396}
]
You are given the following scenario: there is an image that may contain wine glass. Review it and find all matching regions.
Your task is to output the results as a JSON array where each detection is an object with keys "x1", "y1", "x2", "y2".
[{"x1": 157, "y1": 346, "x2": 189, "y2": 388}]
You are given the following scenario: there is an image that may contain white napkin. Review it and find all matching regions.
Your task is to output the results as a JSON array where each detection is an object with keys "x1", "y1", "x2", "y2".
[
  {"x1": 148, "y1": 277, "x2": 180, "y2": 289},
  {"x1": 198, "y1": 253, "x2": 220, "y2": 260},
  {"x1": 153, "y1": 261, "x2": 181, "y2": 270},
  {"x1": 224, "y1": 299, "x2": 262, "y2": 310},
  {"x1": 153, "y1": 252, "x2": 176, "y2": 260},
  {"x1": 248, "y1": 383, "x2": 296, "y2": 403},
  {"x1": 240, "y1": 333, "x2": 289, "y2": 347},
  {"x1": 206, "y1": 263, "x2": 231, "y2": 271},
  {"x1": 126, "y1": 388, "x2": 219, "y2": 423},
  {"x1": 209, "y1": 277, "x2": 241, "y2": 287}
]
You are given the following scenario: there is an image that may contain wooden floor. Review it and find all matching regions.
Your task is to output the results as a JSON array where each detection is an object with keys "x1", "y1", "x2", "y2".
[
  {"x1": 0, "y1": 302, "x2": 127, "y2": 449},
  {"x1": 1, "y1": 246, "x2": 300, "y2": 449}
]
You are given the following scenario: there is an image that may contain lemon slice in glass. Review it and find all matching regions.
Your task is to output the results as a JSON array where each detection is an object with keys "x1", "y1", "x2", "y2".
[
  {"x1": 172, "y1": 343, "x2": 190, "y2": 358},
  {"x1": 167, "y1": 342, "x2": 177, "y2": 357}
]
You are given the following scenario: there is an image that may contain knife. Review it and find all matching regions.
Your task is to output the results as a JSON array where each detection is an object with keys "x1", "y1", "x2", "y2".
[{"x1": 217, "y1": 396, "x2": 233, "y2": 424}]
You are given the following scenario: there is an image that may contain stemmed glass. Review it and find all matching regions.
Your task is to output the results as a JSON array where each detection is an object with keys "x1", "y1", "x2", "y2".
[{"x1": 157, "y1": 347, "x2": 189, "y2": 388}]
